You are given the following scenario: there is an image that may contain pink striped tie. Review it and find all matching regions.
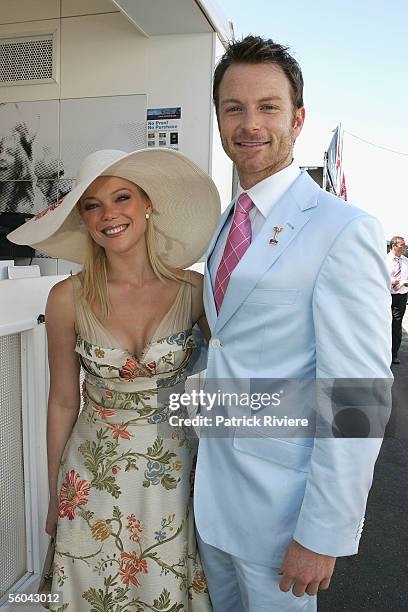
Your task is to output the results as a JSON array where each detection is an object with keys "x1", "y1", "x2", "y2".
[
  {"x1": 214, "y1": 193, "x2": 254, "y2": 312},
  {"x1": 393, "y1": 257, "x2": 401, "y2": 279}
]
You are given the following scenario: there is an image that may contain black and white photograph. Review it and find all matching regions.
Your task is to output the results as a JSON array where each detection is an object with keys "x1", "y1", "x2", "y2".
[
  {"x1": 0, "y1": 94, "x2": 147, "y2": 216},
  {"x1": 0, "y1": 101, "x2": 59, "y2": 215}
]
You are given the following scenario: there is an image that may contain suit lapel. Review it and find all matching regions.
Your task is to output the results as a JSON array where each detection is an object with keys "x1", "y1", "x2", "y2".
[
  {"x1": 214, "y1": 172, "x2": 319, "y2": 333},
  {"x1": 204, "y1": 199, "x2": 235, "y2": 331}
]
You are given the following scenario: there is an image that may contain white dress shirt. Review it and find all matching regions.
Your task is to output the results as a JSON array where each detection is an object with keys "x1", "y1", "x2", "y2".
[
  {"x1": 386, "y1": 250, "x2": 408, "y2": 295},
  {"x1": 210, "y1": 162, "x2": 301, "y2": 287}
]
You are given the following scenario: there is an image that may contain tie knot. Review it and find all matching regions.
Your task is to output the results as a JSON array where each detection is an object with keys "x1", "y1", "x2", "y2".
[{"x1": 236, "y1": 193, "x2": 254, "y2": 214}]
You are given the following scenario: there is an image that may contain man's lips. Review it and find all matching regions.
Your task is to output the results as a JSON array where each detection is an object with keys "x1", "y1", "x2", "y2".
[
  {"x1": 236, "y1": 141, "x2": 270, "y2": 149},
  {"x1": 101, "y1": 224, "x2": 129, "y2": 236}
]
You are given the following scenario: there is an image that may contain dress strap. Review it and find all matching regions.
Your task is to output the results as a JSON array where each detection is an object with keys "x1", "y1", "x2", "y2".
[
  {"x1": 70, "y1": 274, "x2": 120, "y2": 348},
  {"x1": 151, "y1": 271, "x2": 193, "y2": 342}
]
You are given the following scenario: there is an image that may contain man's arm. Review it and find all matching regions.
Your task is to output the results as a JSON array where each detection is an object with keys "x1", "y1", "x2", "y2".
[{"x1": 280, "y1": 213, "x2": 392, "y2": 596}]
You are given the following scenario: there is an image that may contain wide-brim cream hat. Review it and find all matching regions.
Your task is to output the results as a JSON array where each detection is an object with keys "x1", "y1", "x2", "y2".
[{"x1": 7, "y1": 148, "x2": 221, "y2": 268}]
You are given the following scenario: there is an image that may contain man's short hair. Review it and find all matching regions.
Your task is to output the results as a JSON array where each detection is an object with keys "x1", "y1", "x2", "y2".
[
  {"x1": 390, "y1": 236, "x2": 405, "y2": 247},
  {"x1": 213, "y1": 35, "x2": 304, "y2": 114}
]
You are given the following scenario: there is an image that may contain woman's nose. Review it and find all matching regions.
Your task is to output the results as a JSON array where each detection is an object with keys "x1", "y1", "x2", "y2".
[{"x1": 102, "y1": 202, "x2": 119, "y2": 220}]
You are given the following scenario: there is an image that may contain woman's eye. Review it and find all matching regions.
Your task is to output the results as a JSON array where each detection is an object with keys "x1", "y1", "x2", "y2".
[
  {"x1": 116, "y1": 194, "x2": 130, "y2": 202},
  {"x1": 83, "y1": 202, "x2": 98, "y2": 211}
]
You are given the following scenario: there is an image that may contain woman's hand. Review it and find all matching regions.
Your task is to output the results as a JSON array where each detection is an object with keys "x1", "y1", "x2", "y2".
[{"x1": 45, "y1": 497, "x2": 59, "y2": 537}]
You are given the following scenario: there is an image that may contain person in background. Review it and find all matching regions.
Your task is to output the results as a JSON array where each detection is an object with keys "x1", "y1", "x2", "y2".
[{"x1": 386, "y1": 235, "x2": 408, "y2": 364}]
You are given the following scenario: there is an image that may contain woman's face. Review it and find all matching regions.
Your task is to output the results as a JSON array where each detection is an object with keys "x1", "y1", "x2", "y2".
[{"x1": 78, "y1": 176, "x2": 151, "y2": 255}]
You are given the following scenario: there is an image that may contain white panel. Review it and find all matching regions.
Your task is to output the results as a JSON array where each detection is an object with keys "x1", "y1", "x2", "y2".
[
  {"x1": 0, "y1": 276, "x2": 66, "y2": 333},
  {"x1": 0, "y1": 21, "x2": 60, "y2": 103},
  {"x1": 60, "y1": 94, "x2": 146, "y2": 179},
  {"x1": 0, "y1": 100, "x2": 59, "y2": 215},
  {"x1": 0, "y1": 333, "x2": 26, "y2": 599},
  {"x1": 147, "y1": 33, "x2": 213, "y2": 172},
  {"x1": 0, "y1": 0, "x2": 60, "y2": 25},
  {"x1": 57, "y1": 259, "x2": 82, "y2": 275},
  {"x1": 62, "y1": 0, "x2": 119, "y2": 17},
  {"x1": 30, "y1": 257, "x2": 58, "y2": 276},
  {"x1": 113, "y1": 0, "x2": 212, "y2": 35},
  {"x1": 61, "y1": 13, "x2": 147, "y2": 99},
  {"x1": 194, "y1": 0, "x2": 233, "y2": 41},
  {"x1": 210, "y1": 34, "x2": 233, "y2": 208}
]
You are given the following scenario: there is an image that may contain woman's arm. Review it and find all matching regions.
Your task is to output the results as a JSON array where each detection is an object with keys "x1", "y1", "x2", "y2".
[
  {"x1": 190, "y1": 271, "x2": 211, "y2": 341},
  {"x1": 45, "y1": 278, "x2": 80, "y2": 535}
]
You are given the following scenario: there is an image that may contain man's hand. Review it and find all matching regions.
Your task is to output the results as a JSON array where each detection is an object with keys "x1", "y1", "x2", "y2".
[
  {"x1": 278, "y1": 540, "x2": 336, "y2": 597},
  {"x1": 391, "y1": 279, "x2": 400, "y2": 288}
]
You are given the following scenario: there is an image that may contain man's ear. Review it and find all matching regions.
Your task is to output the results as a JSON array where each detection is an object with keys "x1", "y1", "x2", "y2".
[{"x1": 293, "y1": 107, "x2": 305, "y2": 137}]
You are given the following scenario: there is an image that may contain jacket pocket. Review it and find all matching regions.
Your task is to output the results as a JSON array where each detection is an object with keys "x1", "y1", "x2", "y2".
[
  {"x1": 244, "y1": 289, "x2": 299, "y2": 305},
  {"x1": 232, "y1": 434, "x2": 313, "y2": 473}
]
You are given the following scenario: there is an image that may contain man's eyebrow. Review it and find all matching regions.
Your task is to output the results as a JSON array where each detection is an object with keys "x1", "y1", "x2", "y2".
[
  {"x1": 221, "y1": 96, "x2": 283, "y2": 105},
  {"x1": 220, "y1": 98, "x2": 242, "y2": 105},
  {"x1": 258, "y1": 96, "x2": 283, "y2": 102}
]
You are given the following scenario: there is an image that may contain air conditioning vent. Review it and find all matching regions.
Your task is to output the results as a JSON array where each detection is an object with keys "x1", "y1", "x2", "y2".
[{"x1": 0, "y1": 34, "x2": 55, "y2": 86}]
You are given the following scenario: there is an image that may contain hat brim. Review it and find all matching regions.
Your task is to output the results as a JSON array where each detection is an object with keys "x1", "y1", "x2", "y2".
[{"x1": 7, "y1": 148, "x2": 221, "y2": 268}]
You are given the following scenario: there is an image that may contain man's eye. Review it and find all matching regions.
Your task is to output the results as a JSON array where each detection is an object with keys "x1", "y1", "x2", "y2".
[
  {"x1": 226, "y1": 106, "x2": 242, "y2": 113},
  {"x1": 260, "y1": 105, "x2": 276, "y2": 111}
]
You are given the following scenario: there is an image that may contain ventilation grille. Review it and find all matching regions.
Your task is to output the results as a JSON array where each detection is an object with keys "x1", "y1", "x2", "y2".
[
  {"x1": 0, "y1": 333, "x2": 27, "y2": 599},
  {"x1": 0, "y1": 35, "x2": 54, "y2": 85}
]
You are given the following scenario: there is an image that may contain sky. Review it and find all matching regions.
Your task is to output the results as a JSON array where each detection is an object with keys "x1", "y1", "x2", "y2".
[{"x1": 217, "y1": 0, "x2": 408, "y2": 239}]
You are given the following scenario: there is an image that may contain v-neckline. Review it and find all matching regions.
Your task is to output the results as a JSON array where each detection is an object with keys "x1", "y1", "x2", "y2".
[{"x1": 89, "y1": 281, "x2": 185, "y2": 361}]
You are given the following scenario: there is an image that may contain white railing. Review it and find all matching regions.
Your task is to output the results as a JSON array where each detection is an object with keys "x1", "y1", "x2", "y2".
[{"x1": 0, "y1": 277, "x2": 66, "y2": 610}]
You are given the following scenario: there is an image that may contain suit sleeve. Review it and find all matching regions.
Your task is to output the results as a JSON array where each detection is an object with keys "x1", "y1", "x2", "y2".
[{"x1": 293, "y1": 214, "x2": 393, "y2": 557}]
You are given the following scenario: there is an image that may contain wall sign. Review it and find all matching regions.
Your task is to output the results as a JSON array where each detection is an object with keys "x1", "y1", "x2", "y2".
[{"x1": 147, "y1": 107, "x2": 181, "y2": 150}]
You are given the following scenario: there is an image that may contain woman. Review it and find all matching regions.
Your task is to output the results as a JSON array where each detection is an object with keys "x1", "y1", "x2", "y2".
[{"x1": 8, "y1": 147, "x2": 220, "y2": 611}]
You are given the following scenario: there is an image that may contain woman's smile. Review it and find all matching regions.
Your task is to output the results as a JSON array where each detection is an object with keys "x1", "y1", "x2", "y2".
[{"x1": 101, "y1": 223, "x2": 130, "y2": 237}]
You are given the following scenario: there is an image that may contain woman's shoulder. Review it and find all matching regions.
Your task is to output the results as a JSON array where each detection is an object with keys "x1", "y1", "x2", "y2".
[
  {"x1": 186, "y1": 269, "x2": 204, "y2": 290},
  {"x1": 186, "y1": 270, "x2": 204, "y2": 324},
  {"x1": 46, "y1": 275, "x2": 78, "y2": 321}
]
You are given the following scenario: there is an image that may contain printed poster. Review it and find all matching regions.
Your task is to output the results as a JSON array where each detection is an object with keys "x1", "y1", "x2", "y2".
[{"x1": 147, "y1": 107, "x2": 181, "y2": 150}]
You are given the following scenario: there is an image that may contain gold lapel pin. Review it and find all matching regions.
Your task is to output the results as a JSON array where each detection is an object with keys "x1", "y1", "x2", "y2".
[{"x1": 269, "y1": 226, "x2": 284, "y2": 245}]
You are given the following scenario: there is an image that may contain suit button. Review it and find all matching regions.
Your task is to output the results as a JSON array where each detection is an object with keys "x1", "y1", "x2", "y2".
[{"x1": 211, "y1": 338, "x2": 221, "y2": 348}]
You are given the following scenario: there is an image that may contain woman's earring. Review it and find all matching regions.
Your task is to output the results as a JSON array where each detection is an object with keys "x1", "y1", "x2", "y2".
[{"x1": 145, "y1": 212, "x2": 150, "y2": 220}]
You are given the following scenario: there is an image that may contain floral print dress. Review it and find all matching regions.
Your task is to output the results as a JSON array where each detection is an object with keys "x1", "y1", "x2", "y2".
[{"x1": 49, "y1": 273, "x2": 211, "y2": 612}]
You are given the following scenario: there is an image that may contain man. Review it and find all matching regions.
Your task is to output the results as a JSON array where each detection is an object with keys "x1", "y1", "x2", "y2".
[
  {"x1": 194, "y1": 36, "x2": 392, "y2": 611},
  {"x1": 386, "y1": 236, "x2": 408, "y2": 364}
]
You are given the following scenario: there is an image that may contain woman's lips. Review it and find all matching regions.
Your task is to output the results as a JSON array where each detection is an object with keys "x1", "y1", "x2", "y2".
[{"x1": 102, "y1": 224, "x2": 129, "y2": 236}]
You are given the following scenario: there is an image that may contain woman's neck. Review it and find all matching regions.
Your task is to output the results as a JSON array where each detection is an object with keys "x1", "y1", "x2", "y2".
[{"x1": 105, "y1": 244, "x2": 156, "y2": 287}]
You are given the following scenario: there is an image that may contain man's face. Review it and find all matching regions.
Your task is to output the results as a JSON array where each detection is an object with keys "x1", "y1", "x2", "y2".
[
  {"x1": 217, "y1": 62, "x2": 305, "y2": 189},
  {"x1": 392, "y1": 240, "x2": 406, "y2": 256}
]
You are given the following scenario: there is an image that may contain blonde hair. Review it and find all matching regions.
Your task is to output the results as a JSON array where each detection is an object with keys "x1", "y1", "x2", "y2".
[{"x1": 78, "y1": 187, "x2": 188, "y2": 319}]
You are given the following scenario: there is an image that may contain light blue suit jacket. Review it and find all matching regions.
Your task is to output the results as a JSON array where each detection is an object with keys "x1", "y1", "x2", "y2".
[{"x1": 194, "y1": 171, "x2": 392, "y2": 566}]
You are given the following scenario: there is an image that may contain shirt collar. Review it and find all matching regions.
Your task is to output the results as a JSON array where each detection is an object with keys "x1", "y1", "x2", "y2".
[
  {"x1": 388, "y1": 251, "x2": 401, "y2": 259},
  {"x1": 236, "y1": 161, "x2": 301, "y2": 218}
]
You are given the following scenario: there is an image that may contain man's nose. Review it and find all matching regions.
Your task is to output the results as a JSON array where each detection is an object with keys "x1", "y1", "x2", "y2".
[{"x1": 241, "y1": 109, "x2": 261, "y2": 132}]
